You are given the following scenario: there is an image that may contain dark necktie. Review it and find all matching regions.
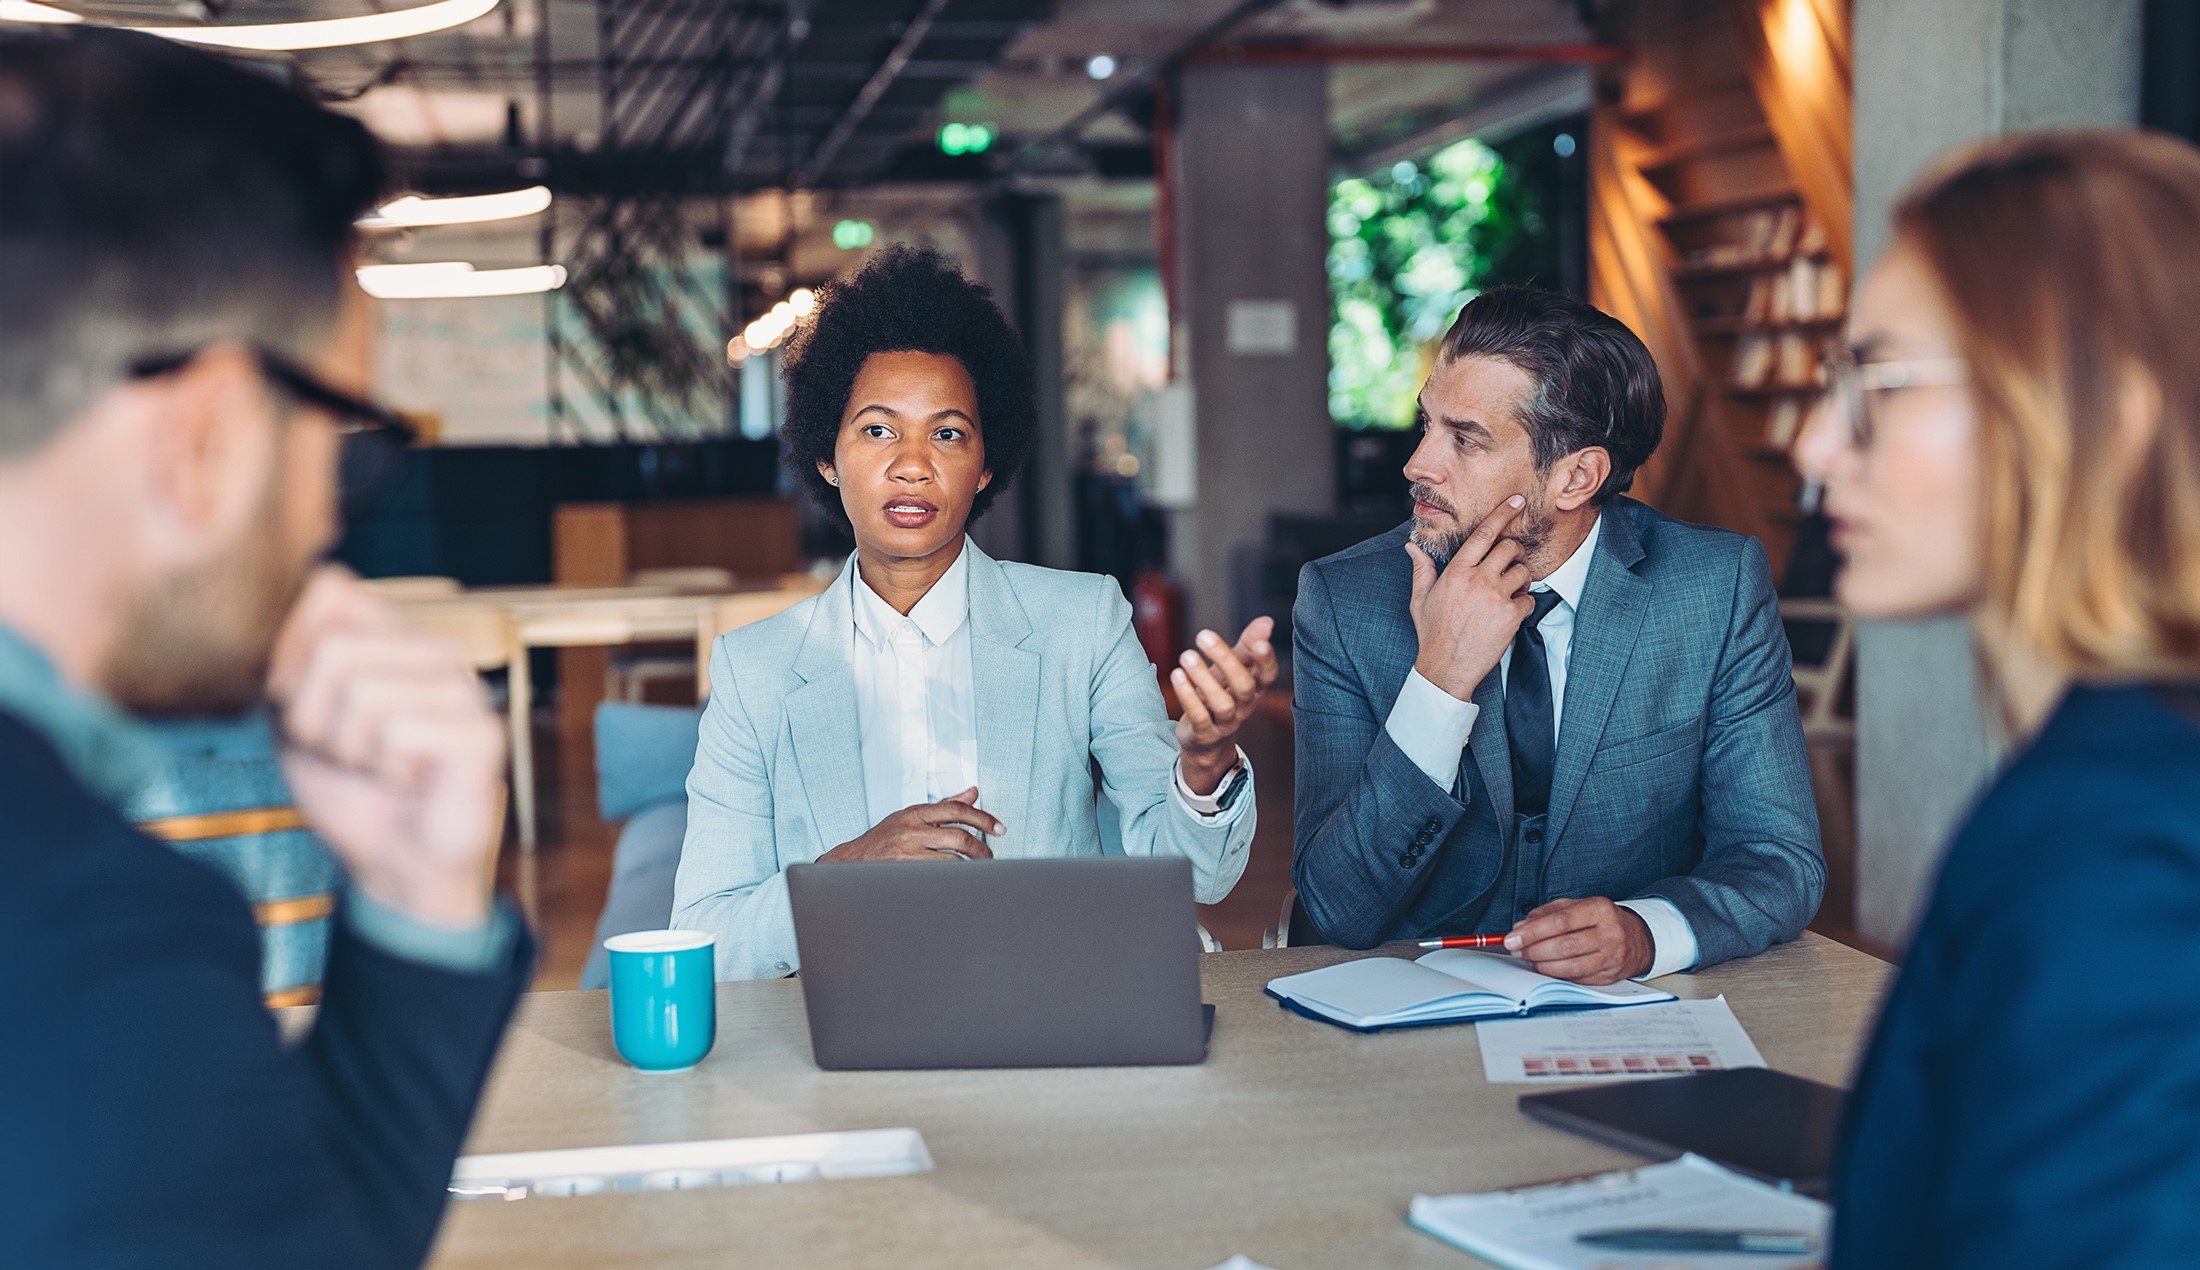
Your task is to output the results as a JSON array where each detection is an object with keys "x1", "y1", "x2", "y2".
[{"x1": 1505, "y1": 589, "x2": 1565, "y2": 818}]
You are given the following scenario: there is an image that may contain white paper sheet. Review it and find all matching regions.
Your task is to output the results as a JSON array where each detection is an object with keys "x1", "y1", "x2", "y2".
[
  {"x1": 1409, "y1": 1153, "x2": 1827, "y2": 1270},
  {"x1": 1474, "y1": 997, "x2": 1767, "y2": 1083}
]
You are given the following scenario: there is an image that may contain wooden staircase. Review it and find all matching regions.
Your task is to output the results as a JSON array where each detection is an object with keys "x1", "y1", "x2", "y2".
[{"x1": 1589, "y1": 0, "x2": 1853, "y2": 577}]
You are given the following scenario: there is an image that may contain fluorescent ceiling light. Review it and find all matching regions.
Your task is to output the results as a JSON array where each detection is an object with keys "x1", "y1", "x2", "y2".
[
  {"x1": 359, "y1": 186, "x2": 552, "y2": 230},
  {"x1": 138, "y1": 0, "x2": 499, "y2": 50},
  {"x1": 357, "y1": 261, "x2": 566, "y2": 299},
  {"x1": 0, "y1": 1, "x2": 82, "y2": 22},
  {"x1": 2, "y1": 0, "x2": 504, "y2": 50}
]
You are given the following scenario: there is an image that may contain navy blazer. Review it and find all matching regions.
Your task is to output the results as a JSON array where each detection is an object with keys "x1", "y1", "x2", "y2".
[
  {"x1": 0, "y1": 711, "x2": 530, "y2": 1268},
  {"x1": 1832, "y1": 683, "x2": 2200, "y2": 1268},
  {"x1": 1291, "y1": 499, "x2": 1824, "y2": 964}
]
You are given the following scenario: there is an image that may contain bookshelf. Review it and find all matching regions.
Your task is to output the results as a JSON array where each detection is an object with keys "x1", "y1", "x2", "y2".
[{"x1": 1596, "y1": 3, "x2": 1851, "y2": 574}]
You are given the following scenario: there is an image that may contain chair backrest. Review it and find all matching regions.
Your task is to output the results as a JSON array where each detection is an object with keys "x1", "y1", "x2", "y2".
[
  {"x1": 405, "y1": 603, "x2": 518, "y2": 673},
  {"x1": 1779, "y1": 597, "x2": 1855, "y2": 740},
  {"x1": 358, "y1": 575, "x2": 463, "y2": 601},
  {"x1": 693, "y1": 581, "x2": 832, "y2": 697},
  {"x1": 629, "y1": 566, "x2": 737, "y2": 591}
]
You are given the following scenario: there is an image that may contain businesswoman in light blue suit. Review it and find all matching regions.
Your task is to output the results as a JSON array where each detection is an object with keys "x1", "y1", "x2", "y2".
[{"x1": 675, "y1": 247, "x2": 1276, "y2": 980}]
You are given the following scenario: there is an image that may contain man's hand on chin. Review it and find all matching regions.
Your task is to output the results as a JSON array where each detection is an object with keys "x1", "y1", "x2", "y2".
[{"x1": 1503, "y1": 897, "x2": 1655, "y2": 985}]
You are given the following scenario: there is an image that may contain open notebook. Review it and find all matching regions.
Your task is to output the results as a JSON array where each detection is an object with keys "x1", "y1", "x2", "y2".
[{"x1": 1265, "y1": 950, "x2": 1673, "y2": 1032}]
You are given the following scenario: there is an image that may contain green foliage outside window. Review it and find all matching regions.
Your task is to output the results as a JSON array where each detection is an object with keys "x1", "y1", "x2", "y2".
[{"x1": 1327, "y1": 134, "x2": 1550, "y2": 430}]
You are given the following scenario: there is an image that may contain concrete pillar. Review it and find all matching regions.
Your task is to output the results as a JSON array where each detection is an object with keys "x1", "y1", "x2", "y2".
[
  {"x1": 1851, "y1": 0, "x2": 2142, "y2": 947},
  {"x1": 1012, "y1": 196, "x2": 1071, "y2": 571},
  {"x1": 1169, "y1": 62, "x2": 1337, "y2": 637},
  {"x1": 963, "y1": 198, "x2": 1040, "y2": 566}
]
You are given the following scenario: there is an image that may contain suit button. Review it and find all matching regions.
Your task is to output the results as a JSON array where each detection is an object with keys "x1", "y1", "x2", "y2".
[
  {"x1": 1412, "y1": 829, "x2": 1434, "y2": 847},
  {"x1": 1398, "y1": 852, "x2": 1417, "y2": 868},
  {"x1": 1423, "y1": 817, "x2": 1442, "y2": 834},
  {"x1": 1525, "y1": 826, "x2": 1543, "y2": 845}
]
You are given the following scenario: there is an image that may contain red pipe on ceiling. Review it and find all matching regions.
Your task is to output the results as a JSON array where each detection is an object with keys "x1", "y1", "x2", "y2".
[{"x1": 1186, "y1": 41, "x2": 1627, "y2": 67}]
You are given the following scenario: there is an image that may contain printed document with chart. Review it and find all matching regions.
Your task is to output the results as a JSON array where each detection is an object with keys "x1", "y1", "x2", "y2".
[
  {"x1": 1410, "y1": 1153, "x2": 1828, "y2": 1270},
  {"x1": 1474, "y1": 997, "x2": 1766, "y2": 1082}
]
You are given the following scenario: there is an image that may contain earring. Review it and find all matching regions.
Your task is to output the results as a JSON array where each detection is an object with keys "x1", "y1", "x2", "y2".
[{"x1": 828, "y1": 476, "x2": 839, "y2": 486}]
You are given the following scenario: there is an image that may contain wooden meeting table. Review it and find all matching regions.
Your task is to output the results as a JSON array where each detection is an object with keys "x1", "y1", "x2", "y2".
[{"x1": 428, "y1": 935, "x2": 1891, "y2": 1269}]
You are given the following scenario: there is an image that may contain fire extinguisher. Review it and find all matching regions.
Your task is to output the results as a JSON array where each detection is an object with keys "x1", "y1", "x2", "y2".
[{"x1": 1130, "y1": 567, "x2": 1186, "y2": 707}]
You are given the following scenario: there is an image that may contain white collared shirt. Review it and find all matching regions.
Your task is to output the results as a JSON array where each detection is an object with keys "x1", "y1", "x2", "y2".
[
  {"x1": 1382, "y1": 514, "x2": 1699, "y2": 977},
  {"x1": 848, "y1": 541, "x2": 1248, "y2": 834},
  {"x1": 851, "y1": 545, "x2": 981, "y2": 830}
]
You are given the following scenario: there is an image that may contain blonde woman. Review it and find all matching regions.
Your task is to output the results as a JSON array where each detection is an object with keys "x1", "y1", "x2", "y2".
[{"x1": 1797, "y1": 131, "x2": 2200, "y2": 1268}]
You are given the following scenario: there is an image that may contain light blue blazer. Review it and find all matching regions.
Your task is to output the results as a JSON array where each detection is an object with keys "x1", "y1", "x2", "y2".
[{"x1": 673, "y1": 542, "x2": 1256, "y2": 980}]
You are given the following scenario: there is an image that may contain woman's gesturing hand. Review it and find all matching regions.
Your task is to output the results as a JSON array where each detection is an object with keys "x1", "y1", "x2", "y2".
[
  {"x1": 1173, "y1": 616, "x2": 1281, "y2": 795},
  {"x1": 819, "y1": 787, "x2": 1002, "y2": 862}
]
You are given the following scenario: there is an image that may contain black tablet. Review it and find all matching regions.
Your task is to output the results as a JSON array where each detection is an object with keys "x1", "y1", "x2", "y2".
[{"x1": 1519, "y1": 1067, "x2": 1846, "y2": 1197}]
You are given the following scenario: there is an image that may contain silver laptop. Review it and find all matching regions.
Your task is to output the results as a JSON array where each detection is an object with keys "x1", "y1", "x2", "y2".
[{"x1": 785, "y1": 857, "x2": 1211, "y2": 1070}]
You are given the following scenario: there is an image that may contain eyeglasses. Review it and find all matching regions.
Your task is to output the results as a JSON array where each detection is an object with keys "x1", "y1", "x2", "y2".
[
  {"x1": 126, "y1": 347, "x2": 419, "y2": 519},
  {"x1": 1819, "y1": 345, "x2": 1969, "y2": 450}
]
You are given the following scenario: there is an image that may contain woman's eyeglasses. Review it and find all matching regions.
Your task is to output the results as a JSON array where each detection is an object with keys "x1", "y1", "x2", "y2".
[
  {"x1": 1819, "y1": 345, "x2": 1969, "y2": 450},
  {"x1": 127, "y1": 348, "x2": 418, "y2": 519}
]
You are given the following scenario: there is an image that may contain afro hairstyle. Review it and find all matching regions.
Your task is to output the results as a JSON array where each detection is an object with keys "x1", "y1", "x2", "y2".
[{"x1": 779, "y1": 244, "x2": 1035, "y2": 528}]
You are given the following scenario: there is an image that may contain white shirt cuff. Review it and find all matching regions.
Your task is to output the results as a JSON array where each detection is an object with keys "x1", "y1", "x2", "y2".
[
  {"x1": 1617, "y1": 897, "x2": 1701, "y2": 979},
  {"x1": 1173, "y1": 747, "x2": 1252, "y2": 826},
  {"x1": 1384, "y1": 669, "x2": 1480, "y2": 791}
]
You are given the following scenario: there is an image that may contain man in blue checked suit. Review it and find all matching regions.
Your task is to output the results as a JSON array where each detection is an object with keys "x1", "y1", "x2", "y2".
[{"x1": 1292, "y1": 287, "x2": 1822, "y2": 982}]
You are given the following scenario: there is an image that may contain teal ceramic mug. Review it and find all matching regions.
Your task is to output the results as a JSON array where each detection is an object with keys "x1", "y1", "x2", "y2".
[{"x1": 603, "y1": 930, "x2": 717, "y2": 1072}]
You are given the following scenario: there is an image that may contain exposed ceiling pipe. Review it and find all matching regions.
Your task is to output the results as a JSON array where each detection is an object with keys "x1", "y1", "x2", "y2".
[
  {"x1": 799, "y1": 0, "x2": 952, "y2": 186},
  {"x1": 1184, "y1": 40, "x2": 1626, "y2": 66}
]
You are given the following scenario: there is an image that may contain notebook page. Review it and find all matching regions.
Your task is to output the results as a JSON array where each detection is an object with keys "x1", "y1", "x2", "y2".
[
  {"x1": 1408, "y1": 1154, "x2": 1827, "y2": 1270},
  {"x1": 1415, "y1": 950, "x2": 1672, "y2": 1007},
  {"x1": 1268, "y1": 958, "x2": 1511, "y2": 1021}
]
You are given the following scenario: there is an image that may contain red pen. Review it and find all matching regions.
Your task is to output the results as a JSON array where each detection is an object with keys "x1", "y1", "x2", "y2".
[{"x1": 1417, "y1": 934, "x2": 1511, "y2": 950}]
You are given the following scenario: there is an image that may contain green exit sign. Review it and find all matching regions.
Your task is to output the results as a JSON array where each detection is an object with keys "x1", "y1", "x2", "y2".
[
  {"x1": 937, "y1": 122, "x2": 995, "y2": 156},
  {"x1": 831, "y1": 219, "x2": 876, "y2": 250}
]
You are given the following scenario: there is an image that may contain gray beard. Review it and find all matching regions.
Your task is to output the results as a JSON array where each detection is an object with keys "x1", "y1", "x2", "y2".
[{"x1": 1412, "y1": 499, "x2": 1553, "y2": 570}]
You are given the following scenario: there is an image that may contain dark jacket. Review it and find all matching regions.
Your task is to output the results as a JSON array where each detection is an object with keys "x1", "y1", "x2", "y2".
[
  {"x1": 1290, "y1": 498, "x2": 1824, "y2": 963},
  {"x1": 0, "y1": 710, "x2": 530, "y2": 1268},
  {"x1": 1832, "y1": 682, "x2": 2200, "y2": 1268}
]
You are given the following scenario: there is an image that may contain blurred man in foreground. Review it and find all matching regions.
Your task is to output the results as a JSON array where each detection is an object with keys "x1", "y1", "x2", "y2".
[{"x1": 0, "y1": 27, "x2": 528, "y2": 1267}]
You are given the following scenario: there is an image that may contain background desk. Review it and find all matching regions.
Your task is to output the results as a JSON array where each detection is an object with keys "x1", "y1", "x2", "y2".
[{"x1": 430, "y1": 935, "x2": 1890, "y2": 1269}]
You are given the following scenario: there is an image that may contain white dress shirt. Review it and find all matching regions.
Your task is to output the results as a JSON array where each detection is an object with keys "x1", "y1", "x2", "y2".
[
  {"x1": 1381, "y1": 515, "x2": 1700, "y2": 978},
  {"x1": 851, "y1": 546, "x2": 982, "y2": 828},
  {"x1": 849, "y1": 543, "x2": 1247, "y2": 836}
]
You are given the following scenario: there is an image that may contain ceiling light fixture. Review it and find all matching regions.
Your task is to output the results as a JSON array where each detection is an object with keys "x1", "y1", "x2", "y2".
[
  {"x1": 0, "y1": 1, "x2": 80, "y2": 21},
  {"x1": 742, "y1": 297, "x2": 808, "y2": 354},
  {"x1": 356, "y1": 261, "x2": 566, "y2": 300},
  {"x1": 1, "y1": 0, "x2": 505, "y2": 51},
  {"x1": 358, "y1": 186, "x2": 552, "y2": 230}
]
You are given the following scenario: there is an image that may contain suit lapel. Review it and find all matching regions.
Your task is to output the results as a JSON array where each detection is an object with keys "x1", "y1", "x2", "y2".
[
  {"x1": 1465, "y1": 666, "x2": 1513, "y2": 825},
  {"x1": 1545, "y1": 507, "x2": 1650, "y2": 849},
  {"x1": 786, "y1": 571, "x2": 871, "y2": 854},
  {"x1": 964, "y1": 545, "x2": 1040, "y2": 856}
]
